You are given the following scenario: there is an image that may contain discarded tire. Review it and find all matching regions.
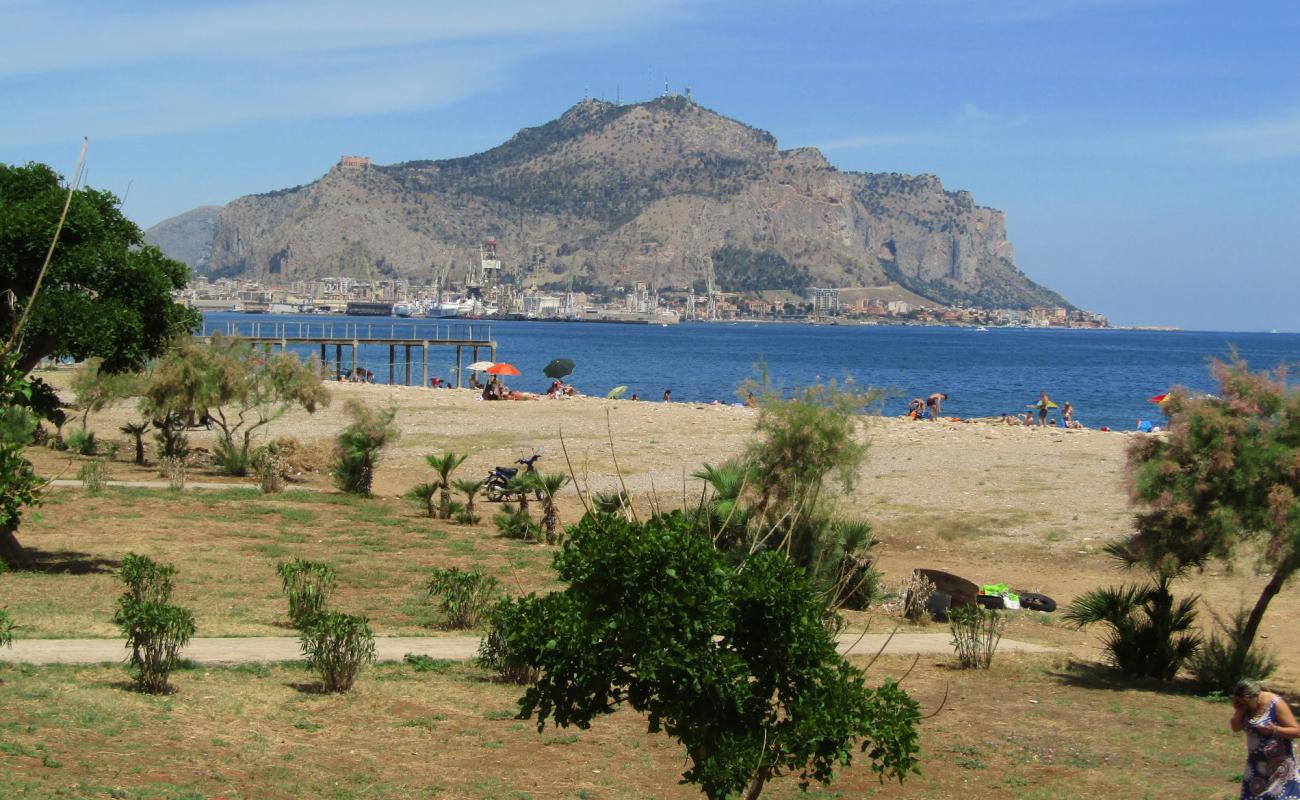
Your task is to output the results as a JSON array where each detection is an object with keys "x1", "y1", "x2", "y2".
[
  {"x1": 975, "y1": 594, "x2": 1005, "y2": 610},
  {"x1": 926, "y1": 590, "x2": 952, "y2": 622},
  {"x1": 1016, "y1": 592, "x2": 1057, "y2": 613}
]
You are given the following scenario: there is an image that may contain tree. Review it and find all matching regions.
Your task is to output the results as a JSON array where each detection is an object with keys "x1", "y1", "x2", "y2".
[
  {"x1": 0, "y1": 354, "x2": 42, "y2": 565},
  {"x1": 120, "y1": 421, "x2": 150, "y2": 465},
  {"x1": 331, "y1": 401, "x2": 397, "y2": 495},
  {"x1": 142, "y1": 335, "x2": 330, "y2": 475},
  {"x1": 1115, "y1": 357, "x2": 1300, "y2": 681},
  {"x1": 425, "y1": 452, "x2": 468, "y2": 519},
  {"x1": 0, "y1": 161, "x2": 200, "y2": 377},
  {"x1": 508, "y1": 510, "x2": 920, "y2": 800},
  {"x1": 530, "y1": 472, "x2": 569, "y2": 545},
  {"x1": 70, "y1": 357, "x2": 140, "y2": 431}
]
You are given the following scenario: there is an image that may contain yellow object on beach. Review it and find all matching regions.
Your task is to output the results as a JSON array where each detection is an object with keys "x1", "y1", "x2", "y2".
[{"x1": 1027, "y1": 401, "x2": 1059, "y2": 409}]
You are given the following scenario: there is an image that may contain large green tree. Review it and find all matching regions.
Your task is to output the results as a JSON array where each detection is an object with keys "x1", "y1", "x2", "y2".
[
  {"x1": 1115, "y1": 357, "x2": 1300, "y2": 677},
  {"x1": 506, "y1": 510, "x2": 920, "y2": 800},
  {"x1": 0, "y1": 161, "x2": 200, "y2": 377}
]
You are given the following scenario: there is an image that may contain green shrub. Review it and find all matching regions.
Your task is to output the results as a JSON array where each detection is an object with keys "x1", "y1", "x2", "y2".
[
  {"x1": 406, "y1": 482, "x2": 438, "y2": 517},
  {"x1": 299, "y1": 610, "x2": 375, "y2": 692},
  {"x1": 119, "y1": 553, "x2": 176, "y2": 604},
  {"x1": 77, "y1": 458, "x2": 108, "y2": 494},
  {"x1": 949, "y1": 605, "x2": 1004, "y2": 669},
  {"x1": 212, "y1": 438, "x2": 249, "y2": 476},
  {"x1": 250, "y1": 444, "x2": 288, "y2": 493},
  {"x1": 493, "y1": 503, "x2": 539, "y2": 542},
  {"x1": 426, "y1": 567, "x2": 499, "y2": 629},
  {"x1": 452, "y1": 478, "x2": 484, "y2": 524},
  {"x1": 1190, "y1": 608, "x2": 1279, "y2": 692},
  {"x1": 0, "y1": 609, "x2": 15, "y2": 648},
  {"x1": 476, "y1": 596, "x2": 539, "y2": 684},
  {"x1": 330, "y1": 401, "x2": 397, "y2": 496},
  {"x1": 276, "y1": 559, "x2": 336, "y2": 628},
  {"x1": 1063, "y1": 574, "x2": 1201, "y2": 680},
  {"x1": 65, "y1": 429, "x2": 97, "y2": 456},
  {"x1": 112, "y1": 599, "x2": 195, "y2": 693},
  {"x1": 592, "y1": 489, "x2": 631, "y2": 515}
]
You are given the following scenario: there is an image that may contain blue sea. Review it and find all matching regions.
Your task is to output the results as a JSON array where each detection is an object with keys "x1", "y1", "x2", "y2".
[{"x1": 202, "y1": 313, "x2": 1300, "y2": 431}]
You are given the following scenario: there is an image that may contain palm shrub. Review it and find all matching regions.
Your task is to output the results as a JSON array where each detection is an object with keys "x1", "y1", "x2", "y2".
[
  {"x1": 425, "y1": 452, "x2": 468, "y2": 519},
  {"x1": 949, "y1": 605, "x2": 1004, "y2": 669},
  {"x1": 330, "y1": 401, "x2": 398, "y2": 495},
  {"x1": 493, "y1": 503, "x2": 539, "y2": 542},
  {"x1": 692, "y1": 460, "x2": 751, "y2": 549},
  {"x1": 120, "y1": 421, "x2": 149, "y2": 464},
  {"x1": 406, "y1": 482, "x2": 438, "y2": 518},
  {"x1": 277, "y1": 559, "x2": 336, "y2": 628},
  {"x1": 476, "y1": 596, "x2": 540, "y2": 684},
  {"x1": 299, "y1": 610, "x2": 375, "y2": 692},
  {"x1": 426, "y1": 566, "x2": 499, "y2": 629},
  {"x1": 112, "y1": 554, "x2": 193, "y2": 693},
  {"x1": 65, "y1": 429, "x2": 96, "y2": 456},
  {"x1": 452, "y1": 478, "x2": 484, "y2": 524},
  {"x1": 507, "y1": 474, "x2": 534, "y2": 515},
  {"x1": 592, "y1": 488, "x2": 631, "y2": 516},
  {"x1": 1190, "y1": 607, "x2": 1279, "y2": 692},
  {"x1": 530, "y1": 472, "x2": 570, "y2": 545},
  {"x1": 1063, "y1": 573, "x2": 1201, "y2": 680}
]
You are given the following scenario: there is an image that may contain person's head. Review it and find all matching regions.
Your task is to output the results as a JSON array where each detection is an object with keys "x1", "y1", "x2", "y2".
[{"x1": 1233, "y1": 679, "x2": 1264, "y2": 704}]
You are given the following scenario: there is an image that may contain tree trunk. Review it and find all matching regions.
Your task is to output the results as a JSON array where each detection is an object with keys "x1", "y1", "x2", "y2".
[
  {"x1": 134, "y1": 435, "x2": 145, "y2": 465},
  {"x1": 1240, "y1": 566, "x2": 1292, "y2": 662},
  {"x1": 743, "y1": 767, "x2": 770, "y2": 800},
  {"x1": 0, "y1": 520, "x2": 24, "y2": 567}
]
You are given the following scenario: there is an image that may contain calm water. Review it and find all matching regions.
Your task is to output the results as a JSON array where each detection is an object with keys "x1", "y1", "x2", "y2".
[{"x1": 202, "y1": 313, "x2": 1300, "y2": 430}]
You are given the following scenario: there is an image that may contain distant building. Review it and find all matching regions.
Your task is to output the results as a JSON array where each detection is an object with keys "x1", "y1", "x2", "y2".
[
  {"x1": 339, "y1": 155, "x2": 372, "y2": 169},
  {"x1": 811, "y1": 287, "x2": 840, "y2": 314}
]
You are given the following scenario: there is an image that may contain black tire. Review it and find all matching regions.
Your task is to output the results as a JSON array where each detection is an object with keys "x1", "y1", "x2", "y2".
[
  {"x1": 1016, "y1": 592, "x2": 1057, "y2": 613},
  {"x1": 975, "y1": 595, "x2": 1005, "y2": 610},
  {"x1": 926, "y1": 591, "x2": 952, "y2": 622}
]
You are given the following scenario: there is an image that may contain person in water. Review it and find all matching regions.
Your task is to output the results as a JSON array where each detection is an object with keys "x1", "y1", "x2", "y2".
[{"x1": 1232, "y1": 678, "x2": 1300, "y2": 799}]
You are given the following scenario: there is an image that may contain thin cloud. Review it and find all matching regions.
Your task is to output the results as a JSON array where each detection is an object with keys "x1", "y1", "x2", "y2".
[
  {"x1": 817, "y1": 103, "x2": 1030, "y2": 152},
  {"x1": 1180, "y1": 110, "x2": 1300, "y2": 161}
]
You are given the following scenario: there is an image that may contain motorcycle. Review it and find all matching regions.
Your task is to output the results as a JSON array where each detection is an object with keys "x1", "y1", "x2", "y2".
[{"x1": 484, "y1": 453, "x2": 543, "y2": 502}]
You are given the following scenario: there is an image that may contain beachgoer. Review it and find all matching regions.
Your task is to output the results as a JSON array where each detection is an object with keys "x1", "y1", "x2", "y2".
[
  {"x1": 1062, "y1": 402, "x2": 1074, "y2": 427},
  {"x1": 663, "y1": 389, "x2": 672, "y2": 402},
  {"x1": 1231, "y1": 678, "x2": 1300, "y2": 799},
  {"x1": 630, "y1": 393, "x2": 639, "y2": 401},
  {"x1": 563, "y1": 385, "x2": 578, "y2": 397},
  {"x1": 745, "y1": 392, "x2": 757, "y2": 408},
  {"x1": 1035, "y1": 391, "x2": 1051, "y2": 427},
  {"x1": 1023, "y1": 411, "x2": 1034, "y2": 426},
  {"x1": 546, "y1": 380, "x2": 562, "y2": 398},
  {"x1": 925, "y1": 392, "x2": 948, "y2": 420},
  {"x1": 908, "y1": 398, "x2": 925, "y2": 420},
  {"x1": 469, "y1": 374, "x2": 482, "y2": 390}
]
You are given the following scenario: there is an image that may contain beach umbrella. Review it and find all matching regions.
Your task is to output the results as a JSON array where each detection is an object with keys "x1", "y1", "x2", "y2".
[
  {"x1": 486, "y1": 362, "x2": 520, "y2": 376},
  {"x1": 607, "y1": 385, "x2": 628, "y2": 400},
  {"x1": 543, "y1": 358, "x2": 576, "y2": 380},
  {"x1": 1148, "y1": 393, "x2": 1169, "y2": 404},
  {"x1": 468, "y1": 360, "x2": 495, "y2": 372}
]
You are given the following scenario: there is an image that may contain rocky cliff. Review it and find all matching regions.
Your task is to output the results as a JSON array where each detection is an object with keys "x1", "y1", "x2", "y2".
[{"x1": 151, "y1": 97, "x2": 1070, "y2": 309}]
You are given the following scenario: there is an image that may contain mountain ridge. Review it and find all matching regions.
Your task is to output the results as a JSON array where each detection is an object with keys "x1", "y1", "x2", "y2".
[{"x1": 148, "y1": 96, "x2": 1071, "y2": 310}]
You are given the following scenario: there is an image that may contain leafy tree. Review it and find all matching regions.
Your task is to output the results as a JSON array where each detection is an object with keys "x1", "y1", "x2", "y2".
[
  {"x1": 0, "y1": 161, "x2": 200, "y2": 377},
  {"x1": 70, "y1": 357, "x2": 140, "y2": 431},
  {"x1": 1113, "y1": 357, "x2": 1300, "y2": 681},
  {"x1": 0, "y1": 354, "x2": 42, "y2": 566},
  {"x1": 143, "y1": 335, "x2": 329, "y2": 475},
  {"x1": 510, "y1": 510, "x2": 920, "y2": 800},
  {"x1": 425, "y1": 452, "x2": 468, "y2": 519},
  {"x1": 330, "y1": 401, "x2": 397, "y2": 495}
]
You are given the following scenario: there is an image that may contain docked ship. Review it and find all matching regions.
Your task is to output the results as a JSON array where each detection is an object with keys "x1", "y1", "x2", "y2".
[{"x1": 345, "y1": 301, "x2": 394, "y2": 316}]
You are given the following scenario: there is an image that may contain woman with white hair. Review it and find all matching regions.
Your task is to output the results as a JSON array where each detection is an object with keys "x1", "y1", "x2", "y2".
[{"x1": 1232, "y1": 678, "x2": 1300, "y2": 799}]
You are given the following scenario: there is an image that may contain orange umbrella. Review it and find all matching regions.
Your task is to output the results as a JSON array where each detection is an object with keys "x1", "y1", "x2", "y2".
[{"x1": 486, "y1": 362, "x2": 520, "y2": 376}]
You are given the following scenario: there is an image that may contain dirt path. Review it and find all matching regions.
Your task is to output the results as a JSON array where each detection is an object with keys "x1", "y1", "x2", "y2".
[{"x1": 0, "y1": 633, "x2": 1053, "y2": 666}]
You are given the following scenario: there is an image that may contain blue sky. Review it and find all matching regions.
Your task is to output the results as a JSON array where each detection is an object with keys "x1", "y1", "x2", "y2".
[{"x1": 2, "y1": 0, "x2": 1297, "y2": 330}]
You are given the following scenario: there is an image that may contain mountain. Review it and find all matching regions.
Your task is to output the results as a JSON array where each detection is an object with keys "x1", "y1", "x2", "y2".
[
  {"x1": 150, "y1": 97, "x2": 1071, "y2": 310},
  {"x1": 143, "y1": 205, "x2": 221, "y2": 274}
]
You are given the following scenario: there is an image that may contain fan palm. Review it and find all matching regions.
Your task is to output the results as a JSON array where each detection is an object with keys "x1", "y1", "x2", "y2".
[
  {"x1": 425, "y1": 452, "x2": 468, "y2": 519},
  {"x1": 453, "y1": 478, "x2": 485, "y2": 524},
  {"x1": 1064, "y1": 573, "x2": 1202, "y2": 679},
  {"x1": 530, "y1": 473, "x2": 570, "y2": 545},
  {"x1": 120, "y1": 421, "x2": 150, "y2": 465}
]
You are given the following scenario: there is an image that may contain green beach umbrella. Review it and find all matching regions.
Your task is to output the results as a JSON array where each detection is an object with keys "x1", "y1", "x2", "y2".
[
  {"x1": 543, "y1": 358, "x2": 576, "y2": 380},
  {"x1": 607, "y1": 385, "x2": 628, "y2": 400}
]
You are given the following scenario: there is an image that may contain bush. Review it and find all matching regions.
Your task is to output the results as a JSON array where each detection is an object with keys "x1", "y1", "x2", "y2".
[
  {"x1": 592, "y1": 489, "x2": 631, "y2": 516},
  {"x1": 1063, "y1": 574, "x2": 1201, "y2": 680},
  {"x1": 901, "y1": 571, "x2": 937, "y2": 624},
  {"x1": 113, "y1": 598, "x2": 196, "y2": 693},
  {"x1": 1190, "y1": 608, "x2": 1279, "y2": 692},
  {"x1": 212, "y1": 438, "x2": 250, "y2": 476},
  {"x1": 493, "y1": 503, "x2": 539, "y2": 541},
  {"x1": 406, "y1": 482, "x2": 437, "y2": 517},
  {"x1": 299, "y1": 610, "x2": 375, "y2": 692},
  {"x1": 119, "y1": 553, "x2": 176, "y2": 603},
  {"x1": 476, "y1": 596, "x2": 540, "y2": 684},
  {"x1": 330, "y1": 401, "x2": 397, "y2": 496},
  {"x1": 426, "y1": 567, "x2": 499, "y2": 629},
  {"x1": 65, "y1": 429, "x2": 96, "y2": 456},
  {"x1": 160, "y1": 455, "x2": 187, "y2": 490},
  {"x1": 949, "y1": 605, "x2": 1004, "y2": 669},
  {"x1": 250, "y1": 444, "x2": 288, "y2": 494},
  {"x1": 0, "y1": 609, "x2": 15, "y2": 648},
  {"x1": 77, "y1": 458, "x2": 108, "y2": 494},
  {"x1": 277, "y1": 559, "x2": 336, "y2": 629}
]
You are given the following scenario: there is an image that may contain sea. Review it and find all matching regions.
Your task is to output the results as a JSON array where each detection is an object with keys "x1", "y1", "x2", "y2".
[{"x1": 201, "y1": 313, "x2": 1300, "y2": 431}]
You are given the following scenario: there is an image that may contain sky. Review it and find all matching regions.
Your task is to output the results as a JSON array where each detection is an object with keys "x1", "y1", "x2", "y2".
[{"x1": 2, "y1": 0, "x2": 1297, "y2": 331}]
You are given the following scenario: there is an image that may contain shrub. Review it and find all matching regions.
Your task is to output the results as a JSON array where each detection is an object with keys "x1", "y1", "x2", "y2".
[
  {"x1": 77, "y1": 458, "x2": 108, "y2": 494},
  {"x1": 426, "y1": 567, "x2": 499, "y2": 629},
  {"x1": 277, "y1": 559, "x2": 336, "y2": 628},
  {"x1": 212, "y1": 438, "x2": 250, "y2": 477},
  {"x1": 592, "y1": 488, "x2": 631, "y2": 516},
  {"x1": 299, "y1": 610, "x2": 375, "y2": 692},
  {"x1": 1190, "y1": 608, "x2": 1279, "y2": 692},
  {"x1": 452, "y1": 478, "x2": 484, "y2": 524},
  {"x1": 425, "y1": 452, "x2": 469, "y2": 519},
  {"x1": 949, "y1": 605, "x2": 1004, "y2": 669},
  {"x1": 476, "y1": 596, "x2": 540, "y2": 684},
  {"x1": 120, "y1": 421, "x2": 149, "y2": 464},
  {"x1": 901, "y1": 571, "x2": 937, "y2": 624},
  {"x1": 65, "y1": 429, "x2": 96, "y2": 456},
  {"x1": 530, "y1": 473, "x2": 570, "y2": 545},
  {"x1": 119, "y1": 553, "x2": 176, "y2": 603},
  {"x1": 1063, "y1": 574, "x2": 1201, "y2": 680},
  {"x1": 493, "y1": 503, "x2": 539, "y2": 541},
  {"x1": 0, "y1": 609, "x2": 15, "y2": 648},
  {"x1": 330, "y1": 401, "x2": 397, "y2": 496},
  {"x1": 160, "y1": 455, "x2": 187, "y2": 490},
  {"x1": 406, "y1": 482, "x2": 438, "y2": 518},
  {"x1": 113, "y1": 598, "x2": 196, "y2": 693},
  {"x1": 250, "y1": 443, "x2": 288, "y2": 494}
]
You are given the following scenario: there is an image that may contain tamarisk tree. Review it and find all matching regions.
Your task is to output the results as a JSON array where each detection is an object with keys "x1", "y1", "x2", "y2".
[{"x1": 1115, "y1": 357, "x2": 1300, "y2": 679}]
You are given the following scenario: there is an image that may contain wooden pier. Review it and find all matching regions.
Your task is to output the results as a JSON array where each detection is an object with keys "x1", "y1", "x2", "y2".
[{"x1": 198, "y1": 319, "x2": 497, "y2": 389}]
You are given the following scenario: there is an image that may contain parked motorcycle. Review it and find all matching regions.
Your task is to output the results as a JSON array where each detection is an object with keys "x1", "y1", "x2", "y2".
[{"x1": 484, "y1": 454, "x2": 543, "y2": 502}]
